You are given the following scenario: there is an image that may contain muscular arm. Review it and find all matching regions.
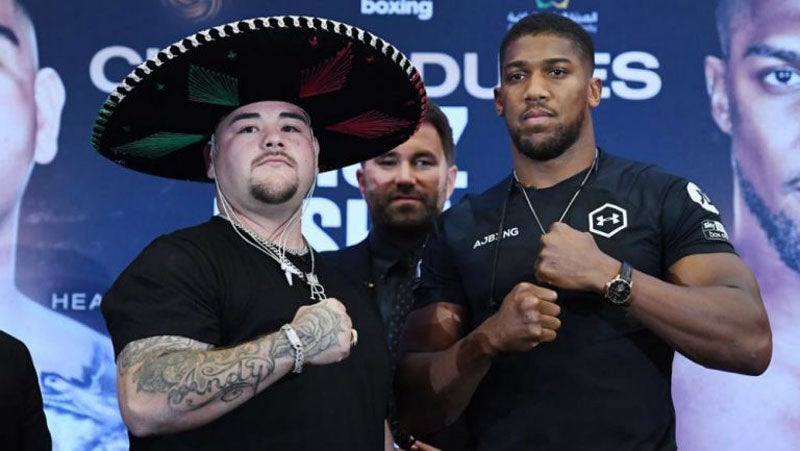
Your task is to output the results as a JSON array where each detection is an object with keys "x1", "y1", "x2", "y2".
[
  {"x1": 116, "y1": 299, "x2": 352, "y2": 436},
  {"x1": 624, "y1": 253, "x2": 771, "y2": 374},
  {"x1": 396, "y1": 284, "x2": 560, "y2": 434},
  {"x1": 536, "y1": 223, "x2": 771, "y2": 375}
]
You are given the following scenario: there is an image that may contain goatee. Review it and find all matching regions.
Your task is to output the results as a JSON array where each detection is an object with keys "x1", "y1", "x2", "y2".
[
  {"x1": 251, "y1": 182, "x2": 298, "y2": 205},
  {"x1": 368, "y1": 189, "x2": 438, "y2": 231},
  {"x1": 512, "y1": 112, "x2": 584, "y2": 162}
]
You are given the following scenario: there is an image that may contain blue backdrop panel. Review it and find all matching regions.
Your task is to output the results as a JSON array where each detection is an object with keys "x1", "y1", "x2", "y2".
[{"x1": 1, "y1": 0, "x2": 793, "y2": 449}]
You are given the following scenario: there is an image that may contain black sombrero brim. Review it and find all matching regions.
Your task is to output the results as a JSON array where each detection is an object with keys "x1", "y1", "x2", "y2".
[{"x1": 91, "y1": 16, "x2": 427, "y2": 182}]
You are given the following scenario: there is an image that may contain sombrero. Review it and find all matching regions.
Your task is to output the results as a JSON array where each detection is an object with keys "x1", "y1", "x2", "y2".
[{"x1": 91, "y1": 16, "x2": 427, "y2": 181}]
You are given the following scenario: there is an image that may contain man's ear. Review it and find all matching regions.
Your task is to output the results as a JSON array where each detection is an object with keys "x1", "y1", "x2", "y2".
[
  {"x1": 204, "y1": 142, "x2": 216, "y2": 179},
  {"x1": 356, "y1": 165, "x2": 367, "y2": 198},
  {"x1": 587, "y1": 77, "x2": 602, "y2": 108},
  {"x1": 494, "y1": 87, "x2": 504, "y2": 116},
  {"x1": 705, "y1": 55, "x2": 732, "y2": 134},
  {"x1": 445, "y1": 164, "x2": 458, "y2": 200},
  {"x1": 33, "y1": 68, "x2": 66, "y2": 165},
  {"x1": 310, "y1": 136, "x2": 321, "y2": 175}
]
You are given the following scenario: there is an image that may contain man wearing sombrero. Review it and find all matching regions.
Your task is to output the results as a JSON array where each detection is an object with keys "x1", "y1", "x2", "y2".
[{"x1": 95, "y1": 16, "x2": 428, "y2": 450}]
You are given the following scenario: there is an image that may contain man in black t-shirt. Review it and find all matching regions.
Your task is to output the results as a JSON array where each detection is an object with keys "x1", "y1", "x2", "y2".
[
  {"x1": 93, "y1": 16, "x2": 427, "y2": 450},
  {"x1": 396, "y1": 13, "x2": 772, "y2": 451}
]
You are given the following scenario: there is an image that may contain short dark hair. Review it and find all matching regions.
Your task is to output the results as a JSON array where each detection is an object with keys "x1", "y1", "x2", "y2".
[
  {"x1": 500, "y1": 12, "x2": 595, "y2": 71},
  {"x1": 425, "y1": 102, "x2": 455, "y2": 166},
  {"x1": 367, "y1": 102, "x2": 456, "y2": 167},
  {"x1": 714, "y1": 0, "x2": 750, "y2": 59}
]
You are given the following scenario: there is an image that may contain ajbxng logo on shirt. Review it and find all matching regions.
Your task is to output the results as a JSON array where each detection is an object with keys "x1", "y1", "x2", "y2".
[{"x1": 472, "y1": 227, "x2": 519, "y2": 249}]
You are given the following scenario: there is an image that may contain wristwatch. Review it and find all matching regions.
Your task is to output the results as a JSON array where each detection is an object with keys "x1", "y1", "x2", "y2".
[{"x1": 604, "y1": 261, "x2": 633, "y2": 306}]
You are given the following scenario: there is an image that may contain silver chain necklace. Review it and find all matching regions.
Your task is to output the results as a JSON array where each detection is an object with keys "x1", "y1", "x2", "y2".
[
  {"x1": 513, "y1": 149, "x2": 599, "y2": 235},
  {"x1": 223, "y1": 216, "x2": 327, "y2": 301}
]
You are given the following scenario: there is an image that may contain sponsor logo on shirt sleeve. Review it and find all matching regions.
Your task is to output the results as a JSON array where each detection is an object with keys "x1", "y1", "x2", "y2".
[
  {"x1": 687, "y1": 182, "x2": 720, "y2": 215},
  {"x1": 701, "y1": 220, "x2": 730, "y2": 242}
]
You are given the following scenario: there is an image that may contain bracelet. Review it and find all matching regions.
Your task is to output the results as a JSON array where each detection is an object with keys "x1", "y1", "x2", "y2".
[{"x1": 281, "y1": 324, "x2": 304, "y2": 373}]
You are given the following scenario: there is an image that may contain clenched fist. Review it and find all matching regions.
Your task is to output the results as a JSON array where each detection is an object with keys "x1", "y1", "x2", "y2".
[
  {"x1": 477, "y1": 282, "x2": 562, "y2": 353},
  {"x1": 291, "y1": 298, "x2": 354, "y2": 365},
  {"x1": 536, "y1": 222, "x2": 619, "y2": 293}
]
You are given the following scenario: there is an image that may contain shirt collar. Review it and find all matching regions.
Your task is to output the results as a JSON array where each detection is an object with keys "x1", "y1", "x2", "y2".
[{"x1": 368, "y1": 226, "x2": 425, "y2": 278}]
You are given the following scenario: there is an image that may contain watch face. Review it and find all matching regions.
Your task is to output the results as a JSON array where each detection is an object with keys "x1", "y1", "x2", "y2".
[{"x1": 607, "y1": 279, "x2": 632, "y2": 305}]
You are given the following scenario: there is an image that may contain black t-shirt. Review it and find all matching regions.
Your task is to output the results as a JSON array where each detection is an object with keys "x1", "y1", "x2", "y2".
[
  {"x1": 415, "y1": 151, "x2": 735, "y2": 451},
  {"x1": 0, "y1": 330, "x2": 51, "y2": 451},
  {"x1": 102, "y1": 217, "x2": 390, "y2": 451}
]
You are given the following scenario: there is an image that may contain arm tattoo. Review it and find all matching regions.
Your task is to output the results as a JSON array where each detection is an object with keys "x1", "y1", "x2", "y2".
[
  {"x1": 292, "y1": 304, "x2": 346, "y2": 359},
  {"x1": 118, "y1": 334, "x2": 294, "y2": 411},
  {"x1": 118, "y1": 336, "x2": 210, "y2": 374}
]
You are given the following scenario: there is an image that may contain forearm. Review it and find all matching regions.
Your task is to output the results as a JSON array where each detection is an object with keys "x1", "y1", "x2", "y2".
[
  {"x1": 625, "y1": 269, "x2": 771, "y2": 374},
  {"x1": 396, "y1": 330, "x2": 492, "y2": 433},
  {"x1": 117, "y1": 333, "x2": 295, "y2": 436}
]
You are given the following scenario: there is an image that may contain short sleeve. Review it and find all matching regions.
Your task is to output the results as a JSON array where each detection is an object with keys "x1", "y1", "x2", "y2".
[
  {"x1": 660, "y1": 178, "x2": 735, "y2": 268},
  {"x1": 102, "y1": 235, "x2": 222, "y2": 356}
]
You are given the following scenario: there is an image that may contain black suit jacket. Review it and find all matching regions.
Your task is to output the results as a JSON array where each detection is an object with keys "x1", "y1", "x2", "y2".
[
  {"x1": 324, "y1": 238, "x2": 474, "y2": 450},
  {"x1": 0, "y1": 330, "x2": 51, "y2": 451},
  {"x1": 325, "y1": 238, "x2": 375, "y2": 297}
]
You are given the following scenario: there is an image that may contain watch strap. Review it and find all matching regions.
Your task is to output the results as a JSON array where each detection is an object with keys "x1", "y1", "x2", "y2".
[
  {"x1": 619, "y1": 261, "x2": 633, "y2": 283},
  {"x1": 604, "y1": 261, "x2": 633, "y2": 306}
]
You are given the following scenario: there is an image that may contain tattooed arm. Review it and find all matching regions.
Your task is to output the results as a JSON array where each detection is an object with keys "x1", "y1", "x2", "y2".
[{"x1": 116, "y1": 298, "x2": 354, "y2": 436}]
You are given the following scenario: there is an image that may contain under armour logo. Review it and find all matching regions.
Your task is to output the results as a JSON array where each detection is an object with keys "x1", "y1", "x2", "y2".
[
  {"x1": 595, "y1": 214, "x2": 621, "y2": 227},
  {"x1": 589, "y1": 203, "x2": 628, "y2": 238}
]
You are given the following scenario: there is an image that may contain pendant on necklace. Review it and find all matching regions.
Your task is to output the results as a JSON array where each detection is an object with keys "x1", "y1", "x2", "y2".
[
  {"x1": 307, "y1": 273, "x2": 326, "y2": 302},
  {"x1": 281, "y1": 261, "x2": 299, "y2": 286}
]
